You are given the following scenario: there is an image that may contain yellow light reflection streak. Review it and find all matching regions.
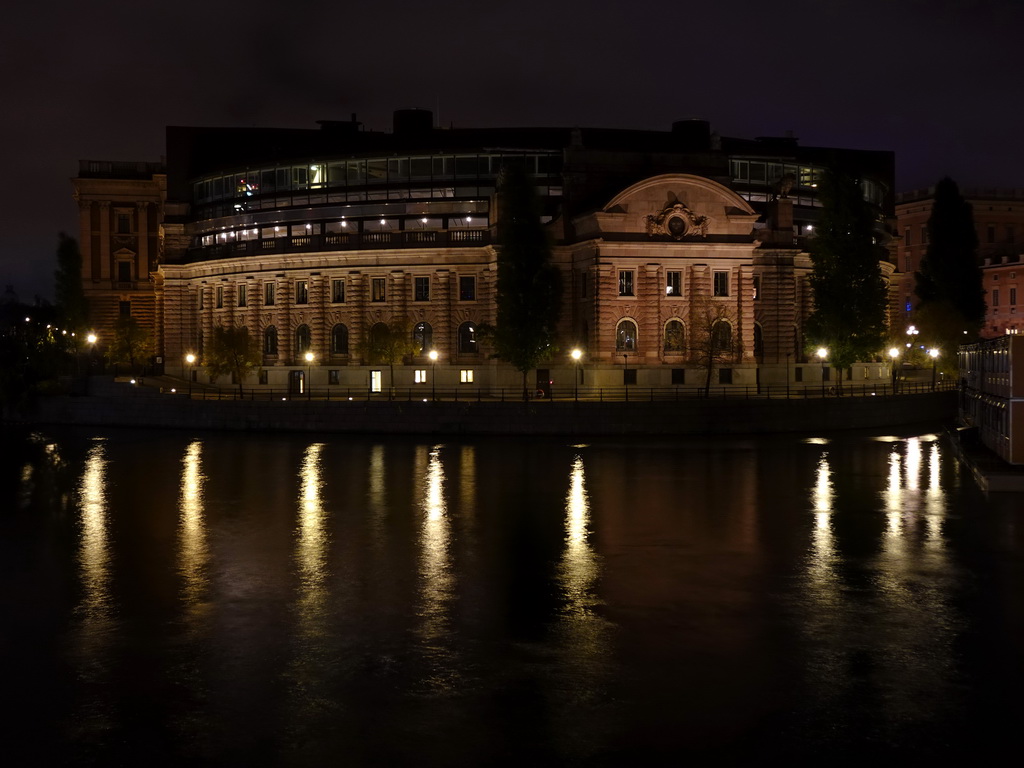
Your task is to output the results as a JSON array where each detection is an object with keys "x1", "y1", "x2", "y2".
[
  {"x1": 296, "y1": 443, "x2": 327, "y2": 598},
  {"x1": 178, "y1": 440, "x2": 208, "y2": 610},
  {"x1": 417, "y1": 445, "x2": 452, "y2": 654},
  {"x1": 806, "y1": 451, "x2": 837, "y2": 597},
  {"x1": 79, "y1": 440, "x2": 111, "y2": 620}
]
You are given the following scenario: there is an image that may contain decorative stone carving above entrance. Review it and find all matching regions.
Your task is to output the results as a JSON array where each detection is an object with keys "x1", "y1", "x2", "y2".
[{"x1": 645, "y1": 201, "x2": 709, "y2": 239}]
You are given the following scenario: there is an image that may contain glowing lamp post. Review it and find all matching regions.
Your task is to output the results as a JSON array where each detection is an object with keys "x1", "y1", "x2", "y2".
[
  {"x1": 817, "y1": 347, "x2": 828, "y2": 397},
  {"x1": 929, "y1": 348, "x2": 939, "y2": 391},
  {"x1": 429, "y1": 349, "x2": 438, "y2": 401},
  {"x1": 570, "y1": 348, "x2": 582, "y2": 401},
  {"x1": 304, "y1": 351, "x2": 315, "y2": 399},
  {"x1": 888, "y1": 347, "x2": 900, "y2": 393},
  {"x1": 185, "y1": 353, "x2": 196, "y2": 397}
]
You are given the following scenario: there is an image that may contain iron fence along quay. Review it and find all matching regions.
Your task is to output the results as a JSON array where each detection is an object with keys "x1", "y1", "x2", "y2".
[{"x1": 164, "y1": 379, "x2": 957, "y2": 402}]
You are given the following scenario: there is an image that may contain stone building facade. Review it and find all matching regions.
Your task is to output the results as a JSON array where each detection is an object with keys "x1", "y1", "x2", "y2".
[{"x1": 77, "y1": 113, "x2": 899, "y2": 392}]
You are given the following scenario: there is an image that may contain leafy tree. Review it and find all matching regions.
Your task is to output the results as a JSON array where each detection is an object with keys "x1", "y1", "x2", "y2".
[
  {"x1": 914, "y1": 177, "x2": 985, "y2": 352},
  {"x1": 106, "y1": 316, "x2": 154, "y2": 372},
  {"x1": 688, "y1": 297, "x2": 740, "y2": 396},
  {"x1": 489, "y1": 164, "x2": 562, "y2": 399},
  {"x1": 53, "y1": 233, "x2": 89, "y2": 333},
  {"x1": 204, "y1": 324, "x2": 262, "y2": 397},
  {"x1": 805, "y1": 166, "x2": 889, "y2": 389},
  {"x1": 359, "y1": 319, "x2": 417, "y2": 399}
]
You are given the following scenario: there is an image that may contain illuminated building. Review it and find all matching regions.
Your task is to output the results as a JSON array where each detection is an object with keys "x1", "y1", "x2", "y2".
[{"x1": 76, "y1": 111, "x2": 897, "y2": 391}]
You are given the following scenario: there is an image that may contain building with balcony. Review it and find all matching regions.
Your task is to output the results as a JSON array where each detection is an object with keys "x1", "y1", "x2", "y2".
[{"x1": 76, "y1": 111, "x2": 898, "y2": 392}]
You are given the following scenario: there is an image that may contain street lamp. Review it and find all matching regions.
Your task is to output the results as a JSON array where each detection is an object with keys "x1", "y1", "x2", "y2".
[
  {"x1": 185, "y1": 353, "x2": 196, "y2": 397},
  {"x1": 429, "y1": 349, "x2": 438, "y2": 401},
  {"x1": 304, "y1": 351, "x2": 315, "y2": 399},
  {"x1": 817, "y1": 347, "x2": 828, "y2": 397},
  {"x1": 888, "y1": 347, "x2": 900, "y2": 393},
  {"x1": 570, "y1": 348, "x2": 582, "y2": 401},
  {"x1": 929, "y1": 348, "x2": 939, "y2": 391}
]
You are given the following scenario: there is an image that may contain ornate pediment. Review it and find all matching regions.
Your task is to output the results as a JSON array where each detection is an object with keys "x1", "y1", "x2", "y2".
[{"x1": 645, "y1": 201, "x2": 709, "y2": 239}]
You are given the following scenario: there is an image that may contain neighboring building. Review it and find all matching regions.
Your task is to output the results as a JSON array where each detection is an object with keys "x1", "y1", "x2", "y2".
[
  {"x1": 76, "y1": 112, "x2": 898, "y2": 391},
  {"x1": 959, "y1": 334, "x2": 1024, "y2": 464},
  {"x1": 71, "y1": 160, "x2": 166, "y2": 343},
  {"x1": 895, "y1": 187, "x2": 1024, "y2": 334}
]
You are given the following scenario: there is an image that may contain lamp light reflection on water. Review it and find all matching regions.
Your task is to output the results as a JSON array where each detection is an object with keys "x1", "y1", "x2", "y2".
[
  {"x1": 296, "y1": 443, "x2": 327, "y2": 596},
  {"x1": 179, "y1": 441, "x2": 208, "y2": 612},
  {"x1": 417, "y1": 446, "x2": 452, "y2": 655}
]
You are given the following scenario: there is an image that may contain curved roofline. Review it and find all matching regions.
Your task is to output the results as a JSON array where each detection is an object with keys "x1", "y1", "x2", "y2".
[{"x1": 605, "y1": 173, "x2": 756, "y2": 215}]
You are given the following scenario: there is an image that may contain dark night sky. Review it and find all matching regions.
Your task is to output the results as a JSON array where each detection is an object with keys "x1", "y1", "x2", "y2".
[{"x1": 3, "y1": 0, "x2": 1021, "y2": 300}]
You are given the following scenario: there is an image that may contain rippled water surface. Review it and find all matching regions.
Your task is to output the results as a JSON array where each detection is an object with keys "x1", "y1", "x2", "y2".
[{"x1": 4, "y1": 426, "x2": 1023, "y2": 764}]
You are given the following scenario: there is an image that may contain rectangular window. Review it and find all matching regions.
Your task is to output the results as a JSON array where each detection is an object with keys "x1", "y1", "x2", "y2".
[
  {"x1": 295, "y1": 280, "x2": 308, "y2": 304},
  {"x1": 993, "y1": 289, "x2": 1000, "y2": 307},
  {"x1": 713, "y1": 271, "x2": 729, "y2": 297},
  {"x1": 671, "y1": 368, "x2": 685, "y2": 385},
  {"x1": 119, "y1": 300, "x2": 131, "y2": 318},
  {"x1": 328, "y1": 370, "x2": 339, "y2": 385},
  {"x1": 904, "y1": 228, "x2": 911, "y2": 246},
  {"x1": 199, "y1": 290, "x2": 204, "y2": 310},
  {"x1": 1012, "y1": 288, "x2": 1017, "y2": 306},
  {"x1": 414, "y1": 369, "x2": 427, "y2": 384},
  {"x1": 117, "y1": 261, "x2": 132, "y2": 282},
  {"x1": 265, "y1": 282, "x2": 276, "y2": 306},
  {"x1": 116, "y1": 213, "x2": 132, "y2": 234},
  {"x1": 718, "y1": 368, "x2": 733, "y2": 384},
  {"x1": 331, "y1": 279, "x2": 345, "y2": 303},
  {"x1": 216, "y1": 286, "x2": 224, "y2": 308},
  {"x1": 238, "y1": 284, "x2": 247, "y2": 307},
  {"x1": 459, "y1": 275, "x2": 476, "y2": 301},
  {"x1": 752, "y1": 275, "x2": 760, "y2": 301},
  {"x1": 414, "y1": 276, "x2": 430, "y2": 302},
  {"x1": 988, "y1": 225, "x2": 996, "y2": 244},
  {"x1": 618, "y1": 270, "x2": 634, "y2": 296},
  {"x1": 259, "y1": 370, "x2": 268, "y2": 385},
  {"x1": 666, "y1": 271, "x2": 682, "y2": 296},
  {"x1": 371, "y1": 370, "x2": 382, "y2": 392},
  {"x1": 372, "y1": 278, "x2": 386, "y2": 302},
  {"x1": 795, "y1": 367, "x2": 803, "y2": 382},
  {"x1": 460, "y1": 369, "x2": 474, "y2": 383},
  {"x1": 823, "y1": 367, "x2": 831, "y2": 382}
]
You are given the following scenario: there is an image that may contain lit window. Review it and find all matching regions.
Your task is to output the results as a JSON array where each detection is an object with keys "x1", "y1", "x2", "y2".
[
  {"x1": 458, "y1": 322, "x2": 477, "y2": 353},
  {"x1": 618, "y1": 270, "x2": 634, "y2": 296},
  {"x1": 616, "y1": 319, "x2": 637, "y2": 351},
  {"x1": 371, "y1": 370, "x2": 382, "y2": 392},
  {"x1": 666, "y1": 271, "x2": 681, "y2": 296},
  {"x1": 460, "y1": 369, "x2": 474, "y2": 383},
  {"x1": 295, "y1": 280, "x2": 308, "y2": 304},
  {"x1": 414, "y1": 369, "x2": 427, "y2": 384},
  {"x1": 372, "y1": 278, "x2": 386, "y2": 302},
  {"x1": 713, "y1": 271, "x2": 729, "y2": 297}
]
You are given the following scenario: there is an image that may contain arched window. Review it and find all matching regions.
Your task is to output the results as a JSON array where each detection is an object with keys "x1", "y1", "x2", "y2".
[
  {"x1": 616, "y1": 319, "x2": 637, "y2": 352},
  {"x1": 370, "y1": 322, "x2": 389, "y2": 346},
  {"x1": 664, "y1": 319, "x2": 685, "y2": 353},
  {"x1": 295, "y1": 324, "x2": 311, "y2": 354},
  {"x1": 458, "y1": 321, "x2": 477, "y2": 354},
  {"x1": 413, "y1": 322, "x2": 432, "y2": 354},
  {"x1": 331, "y1": 323, "x2": 349, "y2": 355},
  {"x1": 711, "y1": 320, "x2": 732, "y2": 353},
  {"x1": 754, "y1": 323, "x2": 764, "y2": 361},
  {"x1": 264, "y1": 326, "x2": 278, "y2": 356}
]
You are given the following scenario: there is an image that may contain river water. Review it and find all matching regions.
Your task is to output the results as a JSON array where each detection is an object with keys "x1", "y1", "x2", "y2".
[{"x1": 3, "y1": 426, "x2": 1022, "y2": 765}]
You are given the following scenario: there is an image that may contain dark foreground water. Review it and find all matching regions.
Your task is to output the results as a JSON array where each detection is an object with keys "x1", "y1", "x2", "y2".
[{"x1": 3, "y1": 426, "x2": 1023, "y2": 765}]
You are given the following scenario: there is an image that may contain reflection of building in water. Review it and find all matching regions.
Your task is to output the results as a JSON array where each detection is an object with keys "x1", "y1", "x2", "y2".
[{"x1": 179, "y1": 440, "x2": 208, "y2": 611}]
